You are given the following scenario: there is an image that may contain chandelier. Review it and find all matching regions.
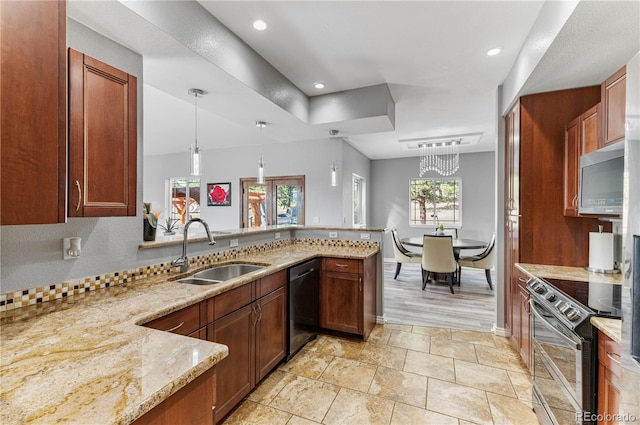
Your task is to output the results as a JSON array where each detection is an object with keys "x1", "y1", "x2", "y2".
[{"x1": 419, "y1": 139, "x2": 460, "y2": 177}]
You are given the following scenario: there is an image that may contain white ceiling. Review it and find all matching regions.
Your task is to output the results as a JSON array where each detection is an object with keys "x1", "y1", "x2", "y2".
[{"x1": 67, "y1": 1, "x2": 639, "y2": 160}]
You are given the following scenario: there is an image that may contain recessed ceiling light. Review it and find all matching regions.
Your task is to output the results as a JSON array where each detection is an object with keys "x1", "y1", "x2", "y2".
[
  {"x1": 314, "y1": 82, "x2": 325, "y2": 89},
  {"x1": 487, "y1": 47, "x2": 502, "y2": 56},
  {"x1": 252, "y1": 19, "x2": 267, "y2": 31}
]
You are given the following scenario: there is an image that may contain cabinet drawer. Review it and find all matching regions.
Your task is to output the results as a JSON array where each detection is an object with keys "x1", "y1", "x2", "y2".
[
  {"x1": 144, "y1": 303, "x2": 200, "y2": 336},
  {"x1": 215, "y1": 282, "x2": 254, "y2": 320},
  {"x1": 322, "y1": 258, "x2": 361, "y2": 274},
  {"x1": 257, "y1": 270, "x2": 286, "y2": 298}
]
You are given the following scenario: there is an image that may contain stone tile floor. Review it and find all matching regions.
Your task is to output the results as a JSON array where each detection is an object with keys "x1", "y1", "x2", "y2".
[{"x1": 222, "y1": 324, "x2": 540, "y2": 425}]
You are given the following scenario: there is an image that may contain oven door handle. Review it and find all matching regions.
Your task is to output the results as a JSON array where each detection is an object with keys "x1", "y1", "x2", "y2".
[{"x1": 529, "y1": 299, "x2": 581, "y2": 349}]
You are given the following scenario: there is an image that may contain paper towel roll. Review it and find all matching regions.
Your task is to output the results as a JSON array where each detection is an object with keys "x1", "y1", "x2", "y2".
[{"x1": 589, "y1": 232, "x2": 614, "y2": 271}]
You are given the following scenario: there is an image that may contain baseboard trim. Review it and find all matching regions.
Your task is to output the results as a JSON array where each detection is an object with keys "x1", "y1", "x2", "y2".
[
  {"x1": 492, "y1": 324, "x2": 509, "y2": 337},
  {"x1": 376, "y1": 315, "x2": 385, "y2": 324}
]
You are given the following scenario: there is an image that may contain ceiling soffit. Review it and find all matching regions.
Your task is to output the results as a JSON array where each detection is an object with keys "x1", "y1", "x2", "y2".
[{"x1": 122, "y1": 0, "x2": 395, "y2": 134}]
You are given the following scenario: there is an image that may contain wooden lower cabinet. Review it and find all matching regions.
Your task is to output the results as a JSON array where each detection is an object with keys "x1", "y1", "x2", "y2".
[
  {"x1": 597, "y1": 331, "x2": 621, "y2": 424},
  {"x1": 518, "y1": 282, "x2": 531, "y2": 369},
  {"x1": 210, "y1": 304, "x2": 255, "y2": 423},
  {"x1": 320, "y1": 256, "x2": 376, "y2": 340},
  {"x1": 208, "y1": 275, "x2": 287, "y2": 424},
  {"x1": 132, "y1": 366, "x2": 216, "y2": 425},
  {"x1": 255, "y1": 287, "x2": 287, "y2": 381},
  {"x1": 510, "y1": 269, "x2": 531, "y2": 370},
  {"x1": 320, "y1": 269, "x2": 362, "y2": 335}
]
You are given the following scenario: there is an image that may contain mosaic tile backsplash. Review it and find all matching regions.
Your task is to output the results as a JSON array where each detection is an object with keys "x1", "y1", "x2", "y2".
[{"x1": 0, "y1": 238, "x2": 378, "y2": 312}]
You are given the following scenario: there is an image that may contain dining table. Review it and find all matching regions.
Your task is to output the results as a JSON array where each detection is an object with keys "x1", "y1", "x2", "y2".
[
  {"x1": 401, "y1": 236, "x2": 488, "y2": 285},
  {"x1": 401, "y1": 236, "x2": 487, "y2": 256}
]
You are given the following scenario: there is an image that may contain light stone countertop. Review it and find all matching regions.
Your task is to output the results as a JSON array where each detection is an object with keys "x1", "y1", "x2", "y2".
[
  {"x1": 591, "y1": 317, "x2": 622, "y2": 343},
  {"x1": 0, "y1": 243, "x2": 379, "y2": 425},
  {"x1": 515, "y1": 263, "x2": 622, "y2": 285}
]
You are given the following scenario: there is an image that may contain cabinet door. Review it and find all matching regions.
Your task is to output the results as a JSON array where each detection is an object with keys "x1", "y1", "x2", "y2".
[
  {"x1": 597, "y1": 331, "x2": 621, "y2": 424},
  {"x1": 507, "y1": 216, "x2": 520, "y2": 345},
  {"x1": 1, "y1": 0, "x2": 66, "y2": 225},
  {"x1": 564, "y1": 116, "x2": 580, "y2": 217},
  {"x1": 255, "y1": 287, "x2": 287, "y2": 382},
  {"x1": 209, "y1": 304, "x2": 255, "y2": 424},
  {"x1": 602, "y1": 66, "x2": 626, "y2": 147},
  {"x1": 320, "y1": 271, "x2": 362, "y2": 335},
  {"x1": 68, "y1": 48, "x2": 137, "y2": 217},
  {"x1": 518, "y1": 282, "x2": 531, "y2": 369},
  {"x1": 132, "y1": 366, "x2": 215, "y2": 425},
  {"x1": 505, "y1": 102, "x2": 520, "y2": 216},
  {"x1": 581, "y1": 103, "x2": 601, "y2": 154}
]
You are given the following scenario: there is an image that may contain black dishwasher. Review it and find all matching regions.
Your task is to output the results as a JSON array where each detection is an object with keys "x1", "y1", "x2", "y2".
[{"x1": 287, "y1": 258, "x2": 320, "y2": 360}]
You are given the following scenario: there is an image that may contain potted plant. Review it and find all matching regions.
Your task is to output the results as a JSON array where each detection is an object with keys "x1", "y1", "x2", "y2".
[
  {"x1": 142, "y1": 203, "x2": 161, "y2": 241},
  {"x1": 159, "y1": 217, "x2": 179, "y2": 235}
]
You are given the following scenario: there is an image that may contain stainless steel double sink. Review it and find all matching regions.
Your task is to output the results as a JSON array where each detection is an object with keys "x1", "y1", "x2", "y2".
[{"x1": 175, "y1": 263, "x2": 265, "y2": 285}]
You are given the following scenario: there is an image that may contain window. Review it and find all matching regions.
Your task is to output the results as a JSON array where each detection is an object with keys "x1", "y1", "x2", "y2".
[
  {"x1": 410, "y1": 178, "x2": 461, "y2": 227},
  {"x1": 167, "y1": 177, "x2": 201, "y2": 224},
  {"x1": 353, "y1": 174, "x2": 366, "y2": 227},
  {"x1": 240, "y1": 176, "x2": 305, "y2": 228}
]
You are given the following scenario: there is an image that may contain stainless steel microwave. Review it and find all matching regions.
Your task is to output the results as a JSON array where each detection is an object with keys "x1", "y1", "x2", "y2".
[{"x1": 578, "y1": 146, "x2": 624, "y2": 215}]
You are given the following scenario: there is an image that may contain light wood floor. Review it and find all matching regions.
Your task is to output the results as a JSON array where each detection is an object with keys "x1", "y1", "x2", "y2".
[{"x1": 383, "y1": 261, "x2": 496, "y2": 332}]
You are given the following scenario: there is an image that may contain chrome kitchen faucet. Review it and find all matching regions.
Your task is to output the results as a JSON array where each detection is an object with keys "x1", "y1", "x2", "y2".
[{"x1": 172, "y1": 218, "x2": 216, "y2": 273}]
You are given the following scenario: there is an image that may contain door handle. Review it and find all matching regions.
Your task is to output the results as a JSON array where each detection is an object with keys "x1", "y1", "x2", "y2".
[
  {"x1": 165, "y1": 321, "x2": 184, "y2": 333},
  {"x1": 75, "y1": 180, "x2": 82, "y2": 211}
]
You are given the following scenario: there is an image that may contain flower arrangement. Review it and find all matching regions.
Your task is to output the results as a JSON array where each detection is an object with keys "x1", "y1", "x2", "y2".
[{"x1": 142, "y1": 202, "x2": 161, "y2": 228}]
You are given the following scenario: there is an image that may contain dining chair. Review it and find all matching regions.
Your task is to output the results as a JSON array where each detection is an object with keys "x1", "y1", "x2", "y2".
[
  {"x1": 391, "y1": 229, "x2": 422, "y2": 279},
  {"x1": 421, "y1": 235, "x2": 458, "y2": 294},
  {"x1": 458, "y1": 233, "x2": 496, "y2": 289}
]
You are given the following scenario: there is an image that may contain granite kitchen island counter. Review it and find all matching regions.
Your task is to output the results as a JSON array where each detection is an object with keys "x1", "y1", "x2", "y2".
[{"x1": 0, "y1": 242, "x2": 379, "y2": 425}]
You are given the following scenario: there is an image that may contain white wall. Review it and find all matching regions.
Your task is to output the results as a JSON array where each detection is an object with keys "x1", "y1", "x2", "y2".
[
  {"x1": 341, "y1": 141, "x2": 372, "y2": 227},
  {"x1": 371, "y1": 152, "x2": 496, "y2": 259},
  {"x1": 144, "y1": 138, "x2": 349, "y2": 231}
]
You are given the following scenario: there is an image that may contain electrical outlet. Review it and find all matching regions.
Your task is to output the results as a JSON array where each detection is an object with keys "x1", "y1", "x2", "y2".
[
  {"x1": 329, "y1": 231, "x2": 338, "y2": 238},
  {"x1": 360, "y1": 233, "x2": 371, "y2": 240},
  {"x1": 313, "y1": 217, "x2": 320, "y2": 223},
  {"x1": 62, "y1": 238, "x2": 80, "y2": 260},
  {"x1": 275, "y1": 232, "x2": 281, "y2": 239},
  {"x1": 229, "y1": 239, "x2": 238, "y2": 247}
]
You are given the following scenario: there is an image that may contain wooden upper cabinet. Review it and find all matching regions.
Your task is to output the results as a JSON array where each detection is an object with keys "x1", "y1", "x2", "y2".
[
  {"x1": 564, "y1": 116, "x2": 581, "y2": 217},
  {"x1": 581, "y1": 103, "x2": 601, "y2": 154},
  {"x1": 68, "y1": 48, "x2": 137, "y2": 217},
  {"x1": 1, "y1": 0, "x2": 66, "y2": 225},
  {"x1": 602, "y1": 66, "x2": 626, "y2": 147}
]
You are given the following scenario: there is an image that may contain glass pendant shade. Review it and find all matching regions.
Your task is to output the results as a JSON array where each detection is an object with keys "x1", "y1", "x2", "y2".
[
  {"x1": 331, "y1": 162, "x2": 338, "y2": 186},
  {"x1": 257, "y1": 157, "x2": 265, "y2": 184},
  {"x1": 188, "y1": 88, "x2": 206, "y2": 176},
  {"x1": 256, "y1": 121, "x2": 268, "y2": 184},
  {"x1": 190, "y1": 145, "x2": 201, "y2": 176}
]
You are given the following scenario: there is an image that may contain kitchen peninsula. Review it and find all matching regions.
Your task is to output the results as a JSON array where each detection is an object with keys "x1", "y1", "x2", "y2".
[{"x1": 0, "y1": 227, "x2": 382, "y2": 425}]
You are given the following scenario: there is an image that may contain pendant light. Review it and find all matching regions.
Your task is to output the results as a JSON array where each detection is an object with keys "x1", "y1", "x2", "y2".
[
  {"x1": 256, "y1": 121, "x2": 267, "y2": 184},
  {"x1": 329, "y1": 129, "x2": 339, "y2": 187},
  {"x1": 188, "y1": 88, "x2": 206, "y2": 176}
]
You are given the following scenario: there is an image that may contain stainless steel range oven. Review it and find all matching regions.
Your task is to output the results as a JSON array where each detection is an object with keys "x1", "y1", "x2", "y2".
[{"x1": 527, "y1": 277, "x2": 621, "y2": 425}]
